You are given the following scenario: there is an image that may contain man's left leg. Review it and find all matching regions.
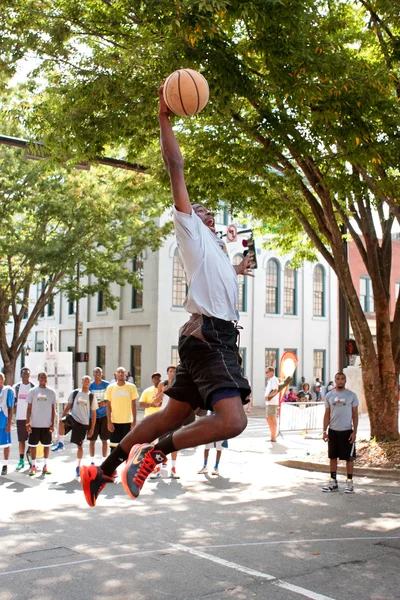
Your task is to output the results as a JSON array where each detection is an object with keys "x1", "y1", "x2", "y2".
[{"x1": 121, "y1": 396, "x2": 247, "y2": 499}]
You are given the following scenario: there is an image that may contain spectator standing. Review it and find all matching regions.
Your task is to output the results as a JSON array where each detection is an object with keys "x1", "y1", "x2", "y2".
[
  {"x1": 87, "y1": 367, "x2": 110, "y2": 462},
  {"x1": 139, "y1": 373, "x2": 162, "y2": 417},
  {"x1": 313, "y1": 378, "x2": 322, "y2": 401},
  {"x1": 0, "y1": 373, "x2": 14, "y2": 475},
  {"x1": 106, "y1": 367, "x2": 138, "y2": 453},
  {"x1": 26, "y1": 372, "x2": 56, "y2": 476},
  {"x1": 322, "y1": 372, "x2": 359, "y2": 493},
  {"x1": 265, "y1": 366, "x2": 280, "y2": 442},
  {"x1": 297, "y1": 383, "x2": 313, "y2": 402},
  {"x1": 126, "y1": 371, "x2": 134, "y2": 383},
  {"x1": 56, "y1": 376, "x2": 98, "y2": 477},
  {"x1": 13, "y1": 368, "x2": 34, "y2": 471},
  {"x1": 327, "y1": 381, "x2": 335, "y2": 392}
]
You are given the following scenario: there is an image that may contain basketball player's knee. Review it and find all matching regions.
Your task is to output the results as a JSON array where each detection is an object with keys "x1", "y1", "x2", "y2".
[{"x1": 225, "y1": 412, "x2": 247, "y2": 438}]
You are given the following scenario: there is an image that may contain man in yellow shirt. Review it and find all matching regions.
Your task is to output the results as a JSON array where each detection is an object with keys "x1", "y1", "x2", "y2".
[
  {"x1": 106, "y1": 367, "x2": 139, "y2": 451},
  {"x1": 139, "y1": 373, "x2": 162, "y2": 417}
]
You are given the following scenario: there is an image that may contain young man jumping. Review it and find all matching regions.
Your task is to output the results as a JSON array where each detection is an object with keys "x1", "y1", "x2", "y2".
[{"x1": 80, "y1": 84, "x2": 252, "y2": 506}]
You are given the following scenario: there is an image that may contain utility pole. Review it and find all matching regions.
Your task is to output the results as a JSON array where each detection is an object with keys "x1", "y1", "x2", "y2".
[
  {"x1": 73, "y1": 262, "x2": 80, "y2": 388},
  {"x1": 338, "y1": 227, "x2": 350, "y2": 370}
]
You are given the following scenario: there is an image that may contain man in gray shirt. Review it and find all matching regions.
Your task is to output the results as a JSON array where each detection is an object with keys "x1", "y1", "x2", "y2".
[
  {"x1": 55, "y1": 376, "x2": 98, "y2": 478},
  {"x1": 26, "y1": 372, "x2": 56, "y2": 476},
  {"x1": 322, "y1": 372, "x2": 359, "y2": 493}
]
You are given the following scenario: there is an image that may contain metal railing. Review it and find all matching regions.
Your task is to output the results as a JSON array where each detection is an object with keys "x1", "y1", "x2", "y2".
[{"x1": 280, "y1": 401, "x2": 325, "y2": 432}]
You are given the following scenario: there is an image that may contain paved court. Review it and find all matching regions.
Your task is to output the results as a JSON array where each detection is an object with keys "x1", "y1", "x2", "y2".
[{"x1": 0, "y1": 417, "x2": 399, "y2": 600}]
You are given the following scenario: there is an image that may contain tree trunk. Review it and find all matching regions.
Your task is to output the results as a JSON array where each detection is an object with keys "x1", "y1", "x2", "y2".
[
  {"x1": 361, "y1": 358, "x2": 399, "y2": 440},
  {"x1": 3, "y1": 356, "x2": 18, "y2": 387}
]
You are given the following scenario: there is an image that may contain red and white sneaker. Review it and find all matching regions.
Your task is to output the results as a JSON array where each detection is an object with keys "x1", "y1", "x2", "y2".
[
  {"x1": 170, "y1": 466, "x2": 180, "y2": 479},
  {"x1": 80, "y1": 465, "x2": 115, "y2": 507},
  {"x1": 121, "y1": 444, "x2": 166, "y2": 499}
]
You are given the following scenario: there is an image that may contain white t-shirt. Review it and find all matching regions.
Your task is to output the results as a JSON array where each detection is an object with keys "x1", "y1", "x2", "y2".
[
  {"x1": 14, "y1": 382, "x2": 33, "y2": 420},
  {"x1": 173, "y1": 208, "x2": 239, "y2": 321},
  {"x1": 265, "y1": 376, "x2": 280, "y2": 406}
]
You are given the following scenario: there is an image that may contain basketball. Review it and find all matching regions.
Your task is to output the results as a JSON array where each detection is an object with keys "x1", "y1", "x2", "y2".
[{"x1": 163, "y1": 69, "x2": 209, "y2": 117}]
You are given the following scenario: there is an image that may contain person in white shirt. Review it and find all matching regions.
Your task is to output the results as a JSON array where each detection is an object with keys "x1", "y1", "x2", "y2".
[
  {"x1": 265, "y1": 366, "x2": 280, "y2": 442},
  {"x1": 13, "y1": 368, "x2": 34, "y2": 471},
  {"x1": 80, "y1": 83, "x2": 253, "y2": 507}
]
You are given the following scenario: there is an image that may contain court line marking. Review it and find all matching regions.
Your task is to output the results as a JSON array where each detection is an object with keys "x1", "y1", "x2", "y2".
[
  {"x1": 0, "y1": 548, "x2": 173, "y2": 576},
  {"x1": 0, "y1": 535, "x2": 398, "y2": 579},
  {"x1": 193, "y1": 534, "x2": 400, "y2": 549},
  {"x1": 171, "y1": 543, "x2": 334, "y2": 600}
]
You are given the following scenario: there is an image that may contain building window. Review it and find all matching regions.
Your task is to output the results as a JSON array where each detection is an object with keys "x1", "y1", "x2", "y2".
[
  {"x1": 132, "y1": 256, "x2": 144, "y2": 309},
  {"x1": 130, "y1": 345, "x2": 141, "y2": 389},
  {"x1": 214, "y1": 204, "x2": 229, "y2": 226},
  {"x1": 68, "y1": 300, "x2": 75, "y2": 315},
  {"x1": 97, "y1": 290, "x2": 105, "y2": 312},
  {"x1": 171, "y1": 346, "x2": 180, "y2": 366},
  {"x1": 47, "y1": 297, "x2": 55, "y2": 317},
  {"x1": 233, "y1": 254, "x2": 247, "y2": 312},
  {"x1": 239, "y1": 347, "x2": 247, "y2": 376},
  {"x1": 265, "y1": 348, "x2": 279, "y2": 373},
  {"x1": 39, "y1": 280, "x2": 45, "y2": 318},
  {"x1": 266, "y1": 259, "x2": 280, "y2": 314},
  {"x1": 35, "y1": 340, "x2": 44, "y2": 352},
  {"x1": 284, "y1": 348, "x2": 298, "y2": 386},
  {"x1": 313, "y1": 265, "x2": 325, "y2": 317},
  {"x1": 96, "y1": 346, "x2": 106, "y2": 372},
  {"x1": 22, "y1": 307, "x2": 28, "y2": 319},
  {"x1": 284, "y1": 263, "x2": 297, "y2": 315},
  {"x1": 313, "y1": 350, "x2": 325, "y2": 384},
  {"x1": 360, "y1": 276, "x2": 374, "y2": 313},
  {"x1": 172, "y1": 248, "x2": 188, "y2": 307}
]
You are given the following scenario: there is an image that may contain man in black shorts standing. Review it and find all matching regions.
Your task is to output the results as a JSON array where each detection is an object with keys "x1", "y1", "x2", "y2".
[
  {"x1": 80, "y1": 83, "x2": 252, "y2": 506},
  {"x1": 58, "y1": 376, "x2": 98, "y2": 478},
  {"x1": 322, "y1": 372, "x2": 359, "y2": 494}
]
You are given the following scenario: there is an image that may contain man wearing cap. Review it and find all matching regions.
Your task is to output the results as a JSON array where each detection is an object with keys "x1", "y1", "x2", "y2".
[{"x1": 139, "y1": 373, "x2": 163, "y2": 418}]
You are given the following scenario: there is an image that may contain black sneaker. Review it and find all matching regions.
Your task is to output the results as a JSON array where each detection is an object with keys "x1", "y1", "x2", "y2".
[
  {"x1": 322, "y1": 478, "x2": 339, "y2": 492},
  {"x1": 80, "y1": 465, "x2": 115, "y2": 507},
  {"x1": 121, "y1": 444, "x2": 166, "y2": 499},
  {"x1": 1, "y1": 465, "x2": 7, "y2": 476}
]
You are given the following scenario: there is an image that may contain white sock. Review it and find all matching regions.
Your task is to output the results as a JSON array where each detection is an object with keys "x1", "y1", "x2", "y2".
[
  {"x1": 59, "y1": 435, "x2": 65, "y2": 443},
  {"x1": 171, "y1": 460, "x2": 176, "y2": 468},
  {"x1": 32, "y1": 459, "x2": 36, "y2": 467},
  {"x1": 77, "y1": 459, "x2": 81, "y2": 467},
  {"x1": 3, "y1": 460, "x2": 8, "y2": 466}
]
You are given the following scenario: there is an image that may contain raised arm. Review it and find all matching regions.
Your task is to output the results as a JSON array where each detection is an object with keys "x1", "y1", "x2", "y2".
[{"x1": 158, "y1": 85, "x2": 191, "y2": 214}]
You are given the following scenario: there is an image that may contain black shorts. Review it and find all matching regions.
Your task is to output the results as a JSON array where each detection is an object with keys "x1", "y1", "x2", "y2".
[
  {"x1": 28, "y1": 427, "x2": 52, "y2": 447},
  {"x1": 17, "y1": 419, "x2": 28, "y2": 442},
  {"x1": 62, "y1": 414, "x2": 89, "y2": 447},
  {"x1": 165, "y1": 315, "x2": 251, "y2": 411},
  {"x1": 328, "y1": 428, "x2": 356, "y2": 461},
  {"x1": 87, "y1": 415, "x2": 110, "y2": 442},
  {"x1": 110, "y1": 423, "x2": 131, "y2": 447}
]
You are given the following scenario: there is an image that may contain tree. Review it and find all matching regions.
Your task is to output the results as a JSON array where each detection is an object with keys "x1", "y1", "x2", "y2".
[
  {"x1": 0, "y1": 142, "x2": 171, "y2": 385},
  {"x1": 1, "y1": 0, "x2": 399, "y2": 438}
]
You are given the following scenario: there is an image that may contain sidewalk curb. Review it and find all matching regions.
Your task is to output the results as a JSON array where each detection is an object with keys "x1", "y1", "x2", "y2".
[{"x1": 277, "y1": 459, "x2": 400, "y2": 480}]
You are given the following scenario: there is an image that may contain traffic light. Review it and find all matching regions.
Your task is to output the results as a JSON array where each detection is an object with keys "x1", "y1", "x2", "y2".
[
  {"x1": 242, "y1": 235, "x2": 258, "y2": 269},
  {"x1": 345, "y1": 339, "x2": 358, "y2": 356},
  {"x1": 75, "y1": 352, "x2": 89, "y2": 362}
]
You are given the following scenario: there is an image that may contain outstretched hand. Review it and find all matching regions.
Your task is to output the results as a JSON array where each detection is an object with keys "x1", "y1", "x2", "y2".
[
  {"x1": 234, "y1": 256, "x2": 255, "y2": 277},
  {"x1": 158, "y1": 83, "x2": 173, "y2": 118}
]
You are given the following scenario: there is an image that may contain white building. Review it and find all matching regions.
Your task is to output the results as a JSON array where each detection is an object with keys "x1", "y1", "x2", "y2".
[{"x1": 10, "y1": 213, "x2": 338, "y2": 407}]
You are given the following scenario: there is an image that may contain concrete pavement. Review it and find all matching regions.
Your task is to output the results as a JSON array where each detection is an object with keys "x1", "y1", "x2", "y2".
[{"x1": 0, "y1": 416, "x2": 399, "y2": 600}]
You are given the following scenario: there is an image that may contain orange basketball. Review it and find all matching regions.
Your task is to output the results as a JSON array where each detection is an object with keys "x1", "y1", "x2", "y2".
[{"x1": 163, "y1": 69, "x2": 209, "y2": 117}]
